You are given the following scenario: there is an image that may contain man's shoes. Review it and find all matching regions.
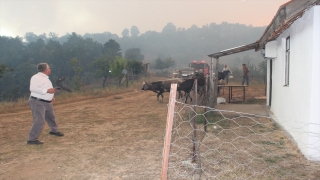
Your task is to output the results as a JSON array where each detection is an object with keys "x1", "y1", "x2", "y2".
[
  {"x1": 49, "y1": 131, "x2": 64, "y2": 136},
  {"x1": 27, "y1": 140, "x2": 44, "y2": 145}
]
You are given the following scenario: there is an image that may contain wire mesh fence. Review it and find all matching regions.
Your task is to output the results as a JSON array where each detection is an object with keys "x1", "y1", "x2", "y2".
[{"x1": 162, "y1": 98, "x2": 320, "y2": 180}]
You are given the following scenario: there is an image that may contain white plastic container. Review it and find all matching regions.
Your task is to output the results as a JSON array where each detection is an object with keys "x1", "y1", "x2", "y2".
[{"x1": 217, "y1": 97, "x2": 226, "y2": 104}]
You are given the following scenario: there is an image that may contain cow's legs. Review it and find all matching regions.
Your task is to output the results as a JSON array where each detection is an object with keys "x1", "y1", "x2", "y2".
[
  {"x1": 197, "y1": 86, "x2": 204, "y2": 97},
  {"x1": 178, "y1": 90, "x2": 185, "y2": 99},
  {"x1": 185, "y1": 91, "x2": 192, "y2": 103},
  {"x1": 184, "y1": 93, "x2": 189, "y2": 103},
  {"x1": 157, "y1": 92, "x2": 162, "y2": 102},
  {"x1": 157, "y1": 90, "x2": 164, "y2": 102}
]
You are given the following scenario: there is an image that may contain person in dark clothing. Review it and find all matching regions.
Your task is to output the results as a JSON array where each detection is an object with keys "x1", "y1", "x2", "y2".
[{"x1": 242, "y1": 64, "x2": 250, "y2": 86}]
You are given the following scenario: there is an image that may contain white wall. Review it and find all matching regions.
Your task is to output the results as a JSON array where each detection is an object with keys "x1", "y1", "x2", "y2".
[
  {"x1": 309, "y1": 5, "x2": 320, "y2": 162},
  {"x1": 265, "y1": 41, "x2": 277, "y2": 58},
  {"x1": 267, "y1": 6, "x2": 320, "y2": 161}
]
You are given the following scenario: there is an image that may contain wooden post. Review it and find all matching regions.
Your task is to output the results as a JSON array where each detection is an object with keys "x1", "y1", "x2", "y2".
[
  {"x1": 126, "y1": 73, "x2": 128, "y2": 88},
  {"x1": 192, "y1": 78, "x2": 201, "y2": 178},
  {"x1": 192, "y1": 79, "x2": 198, "y2": 162},
  {"x1": 209, "y1": 57, "x2": 214, "y2": 107},
  {"x1": 161, "y1": 83, "x2": 177, "y2": 180},
  {"x1": 204, "y1": 75, "x2": 208, "y2": 132},
  {"x1": 145, "y1": 63, "x2": 150, "y2": 77},
  {"x1": 194, "y1": 78, "x2": 198, "y2": 106},
  {"x1": 214, "y1": 57, "x2": 219, "y2": 107}
]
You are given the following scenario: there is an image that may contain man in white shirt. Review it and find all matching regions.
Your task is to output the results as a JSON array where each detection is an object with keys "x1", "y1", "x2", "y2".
[
  {"x1": 222, "y1": 64, "x2": 232, "y2": 84},
  {"x1": 27, "y1": 63, "x2": 64, "y2": 145}
]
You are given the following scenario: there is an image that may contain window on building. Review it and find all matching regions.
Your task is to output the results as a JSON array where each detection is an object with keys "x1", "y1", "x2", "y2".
[{"x1": 285, "y1": 36, "x2": 290, "y2": 86}]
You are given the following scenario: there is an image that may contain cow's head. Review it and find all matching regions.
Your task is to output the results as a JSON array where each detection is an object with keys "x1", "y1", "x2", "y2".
[{"x1": 141, "y1": 81, "x2": 152, "y2": 91}]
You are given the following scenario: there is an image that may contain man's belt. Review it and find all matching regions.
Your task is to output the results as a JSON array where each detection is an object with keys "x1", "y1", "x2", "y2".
[{"x1": 30, "y1": 96, "x2": 52, "y2": 103}]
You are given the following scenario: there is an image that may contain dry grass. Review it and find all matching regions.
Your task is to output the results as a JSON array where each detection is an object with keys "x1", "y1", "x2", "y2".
[
  {"x1": 0, "y1": 79, "x2": 148, "y2": 114},
  {"x1": 0, "y1": 77, "x2": 168, "y2": 179},
  {"x1": 0, "y1": 77, "x2": 319, "y2": 179},
  {"x1": 167, "y1": 107, "x2": 320, "y2": 179}
]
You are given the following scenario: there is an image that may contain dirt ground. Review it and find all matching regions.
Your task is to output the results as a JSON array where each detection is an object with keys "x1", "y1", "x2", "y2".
[
  {"x1": 0, "y1": 88, "x2": 168, "y2": 180},
  {"x1": 1, "y1": 80, "x2": 319, "y2": 180}
]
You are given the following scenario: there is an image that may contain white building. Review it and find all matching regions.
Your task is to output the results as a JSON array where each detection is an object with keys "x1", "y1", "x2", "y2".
[
  {"x1": 209, "y1": 0, "x2": 320, "y2": 161},
  {"x1": 264, "y1": 1, "x2": 320, "y2": 161}
]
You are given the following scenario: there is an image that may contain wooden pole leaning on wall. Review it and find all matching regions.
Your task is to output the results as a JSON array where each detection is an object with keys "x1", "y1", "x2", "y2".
[
  {"x1": 204, "y1": 75, "x2": 209, "y2": 132},
  {"x1": 214, "y1": 57, "x2": 219, "y2": 107},
  {"x1": 209, "y1": 57, "x2": 214, "y2": 108},
  {"x1": 161, "y1": 83, "x2": 177, "y2": 180}
]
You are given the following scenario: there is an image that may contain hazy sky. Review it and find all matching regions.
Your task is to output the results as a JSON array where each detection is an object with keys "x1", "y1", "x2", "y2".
[{"x1": 0, "y1": 0, "x2": 289, "y2": 38}]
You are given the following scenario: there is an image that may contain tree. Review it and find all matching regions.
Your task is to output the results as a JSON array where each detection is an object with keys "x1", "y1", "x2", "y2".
[
  {"x1": 162, "y1": 22, "x2": 177, "y2": 34},
  {"x1": 38, "y1": 33, "x2": 47, "y2": 42},
  {"x1": 90, "y1": 39, "x2": 122, "y2": 88},
  {"x1": 154, "y1": 57, "x2": 175, "y2": 72},
  {"x1": 63, "y1": 32, "x2": 102, "y2": 75},
  {"x1": 103, "y1": 39, "x2": 122, "y2": 58},
  {"x1": 109, "y1": 56, "x2": 127, "y2": 86},
  {"x1": 13, "y1": 62, "x2": 35, "y2": 95},
  {"x1": 0, "y1": 36, "x2": 25, "y2": 67},
  {"x1": 121, "y1": 28, "x2": 129, "y2": 37},
  {"x1": 48, "y1": 32, "x2": 59, "y2": 41},
  {"x1": 83, "y1": 32, "x2": 118, "y2": 44},
  {"x1": 24, "y1": 32, "x2": 39, "y2": 43},
  {"x1": 127, "y1": 60, "x2": 144, "y2": 75},
  {"x1": 69, "y1": 58, "x2": 83, "y2": 91},
  {"x1": 163, "y1": 57, "x2": 175, "y2": 69},
  {"x1": 124, "y1": 48, "x2": 144, "y2": 62},
  {"x1": 45, "y1": 39, "x2": 70, "y2": 78},
  {"x1": 26, "y1": 39, "x2": 47, "y2": 65},
  {"x1": 63, "y1": 33, "x2": 86, "y2": 62},
  {"x1": 154, "y1": 58, "x2": 165, "y2": 72},
  {"x1": 0, "y1": 64, "x2": 13, "y2": 78},
  {"x1": 92, "y1": 55, "x2": 111, "y2": 88},
  {"x1": 130, "y1": 26, "x2": 140, "y2": 37},
  {"x1": 0, "y1": 62, "x2": 33, "y2": 100}
]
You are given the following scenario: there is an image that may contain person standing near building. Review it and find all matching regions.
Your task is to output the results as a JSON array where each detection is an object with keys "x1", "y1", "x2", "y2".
[
  {"x1": 242, "y1": 64, "x2": 250, "y2": 86},
  {"x1": 27, "y1": 63, "x2": 64, "y2": 145},
  {"x1": 222, "y1": 64, "x2": 232, "y2": 84}
]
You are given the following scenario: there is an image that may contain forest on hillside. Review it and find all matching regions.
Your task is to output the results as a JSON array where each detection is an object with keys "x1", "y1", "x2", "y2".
[{"x1": 0, "y1": 22, "x2": 267, "y2": 101}]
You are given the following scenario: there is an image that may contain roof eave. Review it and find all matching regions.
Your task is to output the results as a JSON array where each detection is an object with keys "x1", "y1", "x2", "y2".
[
  {"x1": 208, "y1": 42, "x2": 259, "y2": 58},
  {"x1": 207, "y1": 0, "x2": 320, "y2": 59},
  {"x1": 255, "y1": 0, "x2": 320, "y2": 51}
]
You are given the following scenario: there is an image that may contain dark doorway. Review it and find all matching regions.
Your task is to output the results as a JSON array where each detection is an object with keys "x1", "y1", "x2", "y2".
[{"x1": 269, "y1": 60, "x2": 273, "y2": 106}]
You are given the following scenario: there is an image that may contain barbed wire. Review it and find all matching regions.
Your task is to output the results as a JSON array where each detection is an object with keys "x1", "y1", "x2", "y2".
[{"x1": 163, "y1": 99, "x2": 320, "y2": 180}]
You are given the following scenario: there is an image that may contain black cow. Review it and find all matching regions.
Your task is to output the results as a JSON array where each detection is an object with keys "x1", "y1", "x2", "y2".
[
  {"x1": 194, "y1": 72, "x2": 226, "y2": 96},
  {"x1": 141, "y1": 79, "x2": 182, "y2": 102},
  {"x1": 141, "y1": 81, "x2": 166, "y2": 102},
  {"x1": 142, "y1": 78, "x2": 195, "y2": 103},
  {"x1": 217, "y1": 71, "x2": 228, "y2": 93},
  {"x1": 177, "y1": 78, "x2": 195, "y2": 103},
  {"x1": 218, "y1": 71, "x2": 228, "y2": 81},
  {"x1": 195, "y1": 76, "x2": 205, "y2": 97}
]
